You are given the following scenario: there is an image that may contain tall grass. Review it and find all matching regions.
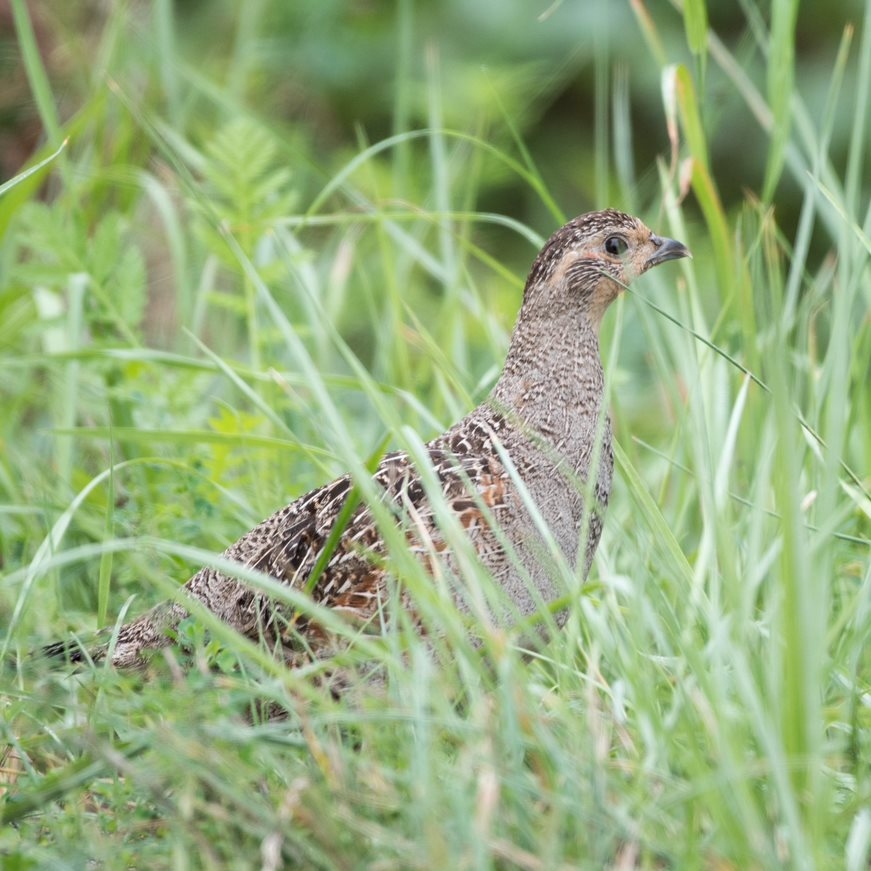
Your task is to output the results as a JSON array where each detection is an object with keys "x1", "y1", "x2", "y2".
[{"x1": 1, "y1": 2, "x2": 869, "y2": 868}]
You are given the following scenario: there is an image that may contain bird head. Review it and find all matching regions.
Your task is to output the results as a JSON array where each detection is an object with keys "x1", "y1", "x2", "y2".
[{"x1": 524, "y1": 209, "x2": 691, "y2": 327}]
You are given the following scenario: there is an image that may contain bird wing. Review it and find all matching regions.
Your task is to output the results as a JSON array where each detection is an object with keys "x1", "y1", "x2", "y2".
[{"x1": 180, "y1": 416, "x2": 515, "y2": 649}]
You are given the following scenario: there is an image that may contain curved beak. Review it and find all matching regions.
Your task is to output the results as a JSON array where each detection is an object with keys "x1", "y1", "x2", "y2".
[{"x1": 646, "y1": 235, "x2": 691, "y2": 269}]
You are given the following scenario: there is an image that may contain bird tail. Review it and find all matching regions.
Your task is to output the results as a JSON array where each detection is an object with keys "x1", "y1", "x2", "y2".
[
  {"x1": 40, "y1": 633, "x2": 110, "y2": 666},
  {"x1": 42, "y1": 601, "x2": 190, "y2": 669}
]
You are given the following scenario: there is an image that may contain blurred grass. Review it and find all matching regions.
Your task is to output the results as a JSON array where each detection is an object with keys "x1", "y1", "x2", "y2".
[{"x1": 1, "y1": 1, "x2": 869, "y2": 869}]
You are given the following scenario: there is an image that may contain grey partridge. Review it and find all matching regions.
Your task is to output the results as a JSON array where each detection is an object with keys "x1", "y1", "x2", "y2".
[{"x1": 50, "y1": 210, "x2": 689, "y2": 670}]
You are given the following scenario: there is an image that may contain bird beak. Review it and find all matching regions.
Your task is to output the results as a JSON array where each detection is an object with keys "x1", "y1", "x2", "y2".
[{"x1": 645, "y1": 235, "x2": 691, "y2": 269}]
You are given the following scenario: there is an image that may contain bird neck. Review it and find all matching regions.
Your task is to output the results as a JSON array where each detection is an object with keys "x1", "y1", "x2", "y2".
[{"x1": 489, "y1": 306, "x2": 607, "y2": 451}]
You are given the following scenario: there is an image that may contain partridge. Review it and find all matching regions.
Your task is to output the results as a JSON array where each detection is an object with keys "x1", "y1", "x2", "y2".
[{"x1": 49, "y1": 210, "x2": 689, "y2": 669}]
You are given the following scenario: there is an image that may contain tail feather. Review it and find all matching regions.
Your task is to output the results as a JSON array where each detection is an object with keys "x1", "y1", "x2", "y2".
[
  {"x1": 42, "y1": 600, "x2": 191, "y2": 669},
  {"x1": 41, "y1": 634, "x2": 109, "y2": 666}
]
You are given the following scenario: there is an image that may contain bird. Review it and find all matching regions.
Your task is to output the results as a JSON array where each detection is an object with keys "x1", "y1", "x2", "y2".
[{"x1": 47, "y1": 209, "x2": 689, "y2": 672}]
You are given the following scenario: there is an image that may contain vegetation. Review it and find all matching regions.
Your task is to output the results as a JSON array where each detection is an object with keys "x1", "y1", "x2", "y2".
[{"x1": 1, "y1": 1, "x2": 869, "y2": 868}]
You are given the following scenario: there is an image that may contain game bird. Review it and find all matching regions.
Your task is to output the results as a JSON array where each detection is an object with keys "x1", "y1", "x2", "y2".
[{"x1": 48, "y1": 210, "x2": 689, "y2": 671}]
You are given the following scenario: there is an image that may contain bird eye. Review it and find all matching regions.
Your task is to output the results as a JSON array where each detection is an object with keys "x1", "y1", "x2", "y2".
[{"x1": 604, "y1": 235, "x2": 628, "y2": 257}]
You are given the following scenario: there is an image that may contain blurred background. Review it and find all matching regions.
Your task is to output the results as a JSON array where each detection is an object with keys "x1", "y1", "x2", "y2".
[{"x1": 2, "y1": 2, "x2": 866, "y2": 223}]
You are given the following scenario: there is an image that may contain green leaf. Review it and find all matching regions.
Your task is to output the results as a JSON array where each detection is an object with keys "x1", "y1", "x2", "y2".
[
  {"x1": 763, "y1": 0, "x2": 800, "y2": 199},
  {"x1": 0, "y1": 138, "x2": 67, "y2": 199},
  {"x1": 683, "y1": 0, "x2": 709, "y2": 69}
]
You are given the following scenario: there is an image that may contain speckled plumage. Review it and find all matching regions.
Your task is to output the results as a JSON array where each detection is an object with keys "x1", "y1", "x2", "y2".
[{"x1": 50, "y1": 210, "x2": 689, "y2": 670}]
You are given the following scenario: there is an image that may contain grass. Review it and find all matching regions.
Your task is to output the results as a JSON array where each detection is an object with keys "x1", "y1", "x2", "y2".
[{"x1": 1, "y1": 1, "x2": 870, "y2": 868}]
